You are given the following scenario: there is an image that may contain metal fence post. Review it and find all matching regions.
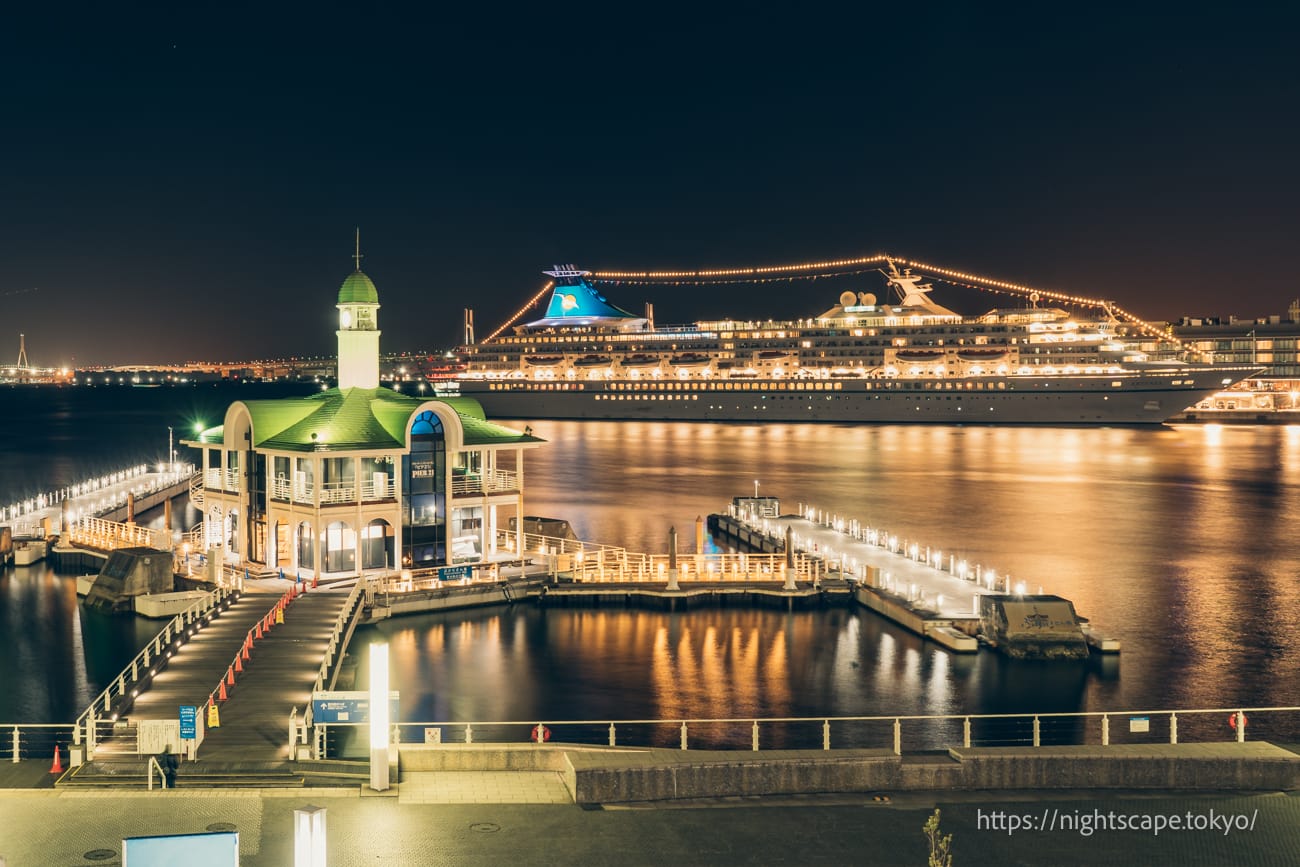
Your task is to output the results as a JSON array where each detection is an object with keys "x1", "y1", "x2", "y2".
[
  {"x1": 465, "y1": 724, "x2": 473, "y2": 745},
  {"x1": 1236, "y1": 711, "x2": 1246, "y2": 743},
  {"x1": 823, "y1": 720, "x2": 831, "y2": 751},
  {"x1": 608, "y1": 723, "x2": 616, "y2": 747},
  {"x1": 1170, "y1": 713, "x2": 1178, "y2": 745},
  {"x1": 1101, "y1": 714, "x2": 1109, "y2": 746},
  {"x1": 1032, "y1": 716, "x2": 1040, "y2": 747},
  {"x1": 893, "y1": 719, "x2": 901, "y2": 755},
  {"x1": 11, "y1": 727, "x2": 18, "y2": 763},
  {"x1": 963, "y1": 717, "x2": 971, "y2": 749},
  {"x1": 680, "y1": 722, "x2": 689, "y2": 751},
  {"x1": 751, "y1": 721, "x2": 759, "y2": 751}
]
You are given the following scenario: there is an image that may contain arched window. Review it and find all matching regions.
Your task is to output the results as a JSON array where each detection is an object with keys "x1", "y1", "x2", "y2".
[
  {"x1": 296, "y1": 521, "x2": 314, "y2": 569},
  {"x1": 362, "y1": 518, "x2": 392, "y2": 570},
  {"x1": 325, "y1": 521, "x2": 356, "y2": 573},
  {"x1": 403, "y1": 409, "x2": 446, "y2": 566}
]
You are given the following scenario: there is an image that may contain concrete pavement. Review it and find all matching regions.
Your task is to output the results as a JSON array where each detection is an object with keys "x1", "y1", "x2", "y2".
[{"x1": 1, "y1": 785, "x2": 1298, "y2": 865}]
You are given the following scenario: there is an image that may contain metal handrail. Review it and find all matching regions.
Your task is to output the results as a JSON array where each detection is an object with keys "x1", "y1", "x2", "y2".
[
  {"x1": 2, "y1": 723, "x2": 77, "y2": 763},
  {"x1": 147, "y1": 755, "x2": 165, "y2": 790},
  {"x1": 74, "y1": 586, "x2": 234, "y2": 759},
  {"x1": 303, "y1": 581, "x2": 368, "y2": 737},
  {"x1": 386, "y1": 706, "x2": 1299, "y2": 754}
]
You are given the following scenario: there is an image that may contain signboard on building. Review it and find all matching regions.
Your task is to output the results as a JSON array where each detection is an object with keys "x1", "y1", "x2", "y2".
[
  {"x1": 438, "y1": 565, "x2": 472, "y2": 582},
  {"x1": 1129, "y1": 716, "x2": 1150, "y2": 733},
  {"x1": 311, "y1": 690, "x2": 400, "y2": 725}
]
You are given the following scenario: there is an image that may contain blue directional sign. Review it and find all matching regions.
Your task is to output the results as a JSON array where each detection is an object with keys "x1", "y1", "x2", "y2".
[
  {"x1": 438, "y1": 565, "x2": 472, "y2": 581},
  {"x1": 179, "y1": 705, "x2": 198, "y2": 739},
  {"x1": 311, "y1": 691, "x2": 400, "y2": 725}
]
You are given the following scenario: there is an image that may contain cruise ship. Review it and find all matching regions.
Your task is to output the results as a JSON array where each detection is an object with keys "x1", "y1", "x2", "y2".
[{"x1": 450, "y1": 259, "x2": 1259, "y2": 424}]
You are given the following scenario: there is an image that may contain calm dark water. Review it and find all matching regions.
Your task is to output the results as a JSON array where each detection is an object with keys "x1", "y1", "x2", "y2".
[{"x1": 4, "y1": 386, "x2": 1299, "y2": 742}]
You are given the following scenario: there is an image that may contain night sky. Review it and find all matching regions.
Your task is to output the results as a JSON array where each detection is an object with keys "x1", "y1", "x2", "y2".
[{"x1": 3, "y1": 6, "x2": 1298, "y2": 366}]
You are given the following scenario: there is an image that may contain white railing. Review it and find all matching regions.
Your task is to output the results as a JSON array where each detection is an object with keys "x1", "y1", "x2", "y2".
[
  {"x1": 360, "y1": 478, "x2": 396, "y2": 500},
  {"x1": 493, "y1": 529, "x2": 819, "y2": 583},
  {"x1": 451, "y1": 469, "x2": 519, "y2": 496},
  {"x1": 298, "y1": 581, "x2": 368, "y2": 756},
  {"x1": 68, "y1": 516, "x2": 164, "y2": 551},
  {"x1": 74, "y1": 587, "x2": 235, "y2": 760},
  {"x1": 318, "y1": 483, "x2": 356, "y2": 505},
  {"x1": 381, "y1": 706, "x2": 1299, "y2": 755},
  {"x1": 189, "y1": 471, "x2": 205, "y2": 507},
  {"x1": 1, "y1": 723, "x2": 77, "y2": 764},
  {"x1": 203, "y1": 469, "x2": 222, "y2": 490},
  {"x1": 270, "y1": 478, "x2": 314, "y2": 502}
]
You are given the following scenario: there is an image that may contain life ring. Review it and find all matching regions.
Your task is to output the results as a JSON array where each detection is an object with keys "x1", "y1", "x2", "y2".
[
  {"x1": 531, "y1": 724, "x2": 551, "y2": 743},
  {"x1": 1229, "y1": 712, "x2": 1248, "y2": 730}
]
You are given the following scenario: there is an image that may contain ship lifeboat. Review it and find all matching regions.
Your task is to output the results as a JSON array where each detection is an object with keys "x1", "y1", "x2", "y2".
[
  {"x1": 573, "y1": 355, "x2": 613, "y2": 368},
  {"x1": 894, "y1": 349, "x2": 945, "y2": 362},
  {"x1": 956, "y1": 349, "x2": 1008, "y2": 362},
  {"x1": 523, "y1": 355, "x2": 565, "y2": 366},
  {"x1": 668, "y1": 353, "x2": 711, "y2": 367},
  {"x1": 620, "y1": 354, "x2": 662, "y2": 367}
]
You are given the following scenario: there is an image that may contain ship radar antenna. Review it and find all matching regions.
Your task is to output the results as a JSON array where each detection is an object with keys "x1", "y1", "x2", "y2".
[{"x1": 353, "y1": 227, "x2": 363, "y2": 272}]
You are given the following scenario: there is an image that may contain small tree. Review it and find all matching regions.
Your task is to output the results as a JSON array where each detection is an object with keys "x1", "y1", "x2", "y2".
[{"x1": 923, "y1": 808, "x2": 953, "y2": 867}]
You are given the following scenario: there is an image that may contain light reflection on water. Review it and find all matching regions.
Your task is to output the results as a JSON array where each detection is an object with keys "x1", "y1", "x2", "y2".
[
  {"x1": 354, "y1": 420, "x2": 1300, "y2": 740},
  {"x1": 3, "y1": 391, "x2": 1300, "y2": 735}
]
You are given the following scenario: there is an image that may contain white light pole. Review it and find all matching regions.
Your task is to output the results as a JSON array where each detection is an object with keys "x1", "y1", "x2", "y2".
[
  {"x1": 754, "y1": 479, "x2": 760, "y2": 498},
  {"x1": 369, "y1": 642, "x2": 390, "y2": 791},
  {"x1": 168, "y1": 426, "x2": 175, "y2": 470}
]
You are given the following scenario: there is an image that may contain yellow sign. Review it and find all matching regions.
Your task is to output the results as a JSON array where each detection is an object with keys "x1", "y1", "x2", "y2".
[
  {"x1": 276, "y1": 608, "x2": 285, "y2": 625},
  {"x1": 207, "y1": 702, "x2": 220, "y2": 728}
]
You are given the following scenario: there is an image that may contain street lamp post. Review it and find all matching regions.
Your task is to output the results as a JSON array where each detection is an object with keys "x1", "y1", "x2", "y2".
[{"x1": 168, "y1": 426, "x2": 175, "y2": 470}]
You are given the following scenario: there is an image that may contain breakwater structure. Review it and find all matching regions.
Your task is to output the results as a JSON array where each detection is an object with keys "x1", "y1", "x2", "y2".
[{"x1": 709, "y1": 496, "x2": 1119, "y2": 658}]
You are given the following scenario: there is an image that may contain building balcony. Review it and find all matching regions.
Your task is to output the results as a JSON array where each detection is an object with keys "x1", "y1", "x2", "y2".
[
  {"x1": 269, "y1": 477, "x2": 397, "y2": 505},
  {"x1": 451, "y1": 468, "x2": 519, "y2": 496}
]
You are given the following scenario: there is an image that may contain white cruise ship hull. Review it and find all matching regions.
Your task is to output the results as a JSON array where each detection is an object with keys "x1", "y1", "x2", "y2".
[{"x1": 456, "y1": 368, "x2": 1250, "y2": 424}]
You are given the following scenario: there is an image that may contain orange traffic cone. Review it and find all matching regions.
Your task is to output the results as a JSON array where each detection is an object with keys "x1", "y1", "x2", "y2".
[
  {"x1": 242, "y1": 642, "x2": 251, "y2": 662},
  {"x1": 235, "y1": 654, "x2": 244, "y2": 674},
  {"x1": 311, "y1": 572, "x2": 319, "y2": 589},
  {"x1": 218, "y1": 679, "x2": 228, "y2": 701},
  {"x1": 255, "y1": 619, "x2": 264, "y2": 640},
  {"x1": 226, "y1": 666, "x2": 235, "y2": 686},
  {"x1": 49, "y1": 745, "x2": 64, "y2": 774}
]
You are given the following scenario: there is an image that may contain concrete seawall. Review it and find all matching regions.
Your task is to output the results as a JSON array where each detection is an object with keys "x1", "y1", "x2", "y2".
[{"x1": 398, "y1": 743, "x2": 1300, "y2": 804}]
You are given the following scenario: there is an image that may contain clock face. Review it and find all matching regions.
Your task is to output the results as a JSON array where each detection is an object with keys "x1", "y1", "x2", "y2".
[{"x1": 341, "y1": 309, "x2": 352, "y2": 328}]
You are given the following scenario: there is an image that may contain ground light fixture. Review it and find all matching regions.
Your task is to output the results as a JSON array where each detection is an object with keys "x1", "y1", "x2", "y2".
[
  {"x1": 370, "y1": 641, "x2": 389, "y2": 791},
  {"x1": 294, "y1": 804, "x2": 327, "y2": 867}
]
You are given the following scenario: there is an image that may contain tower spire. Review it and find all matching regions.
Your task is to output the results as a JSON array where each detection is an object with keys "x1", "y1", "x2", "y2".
[
  {"x1": 353, "y1": 227, "x2": 363, "y2": 272},
  {"x1": 16, "y1": 333, "x2": 28, "y2": 370}
]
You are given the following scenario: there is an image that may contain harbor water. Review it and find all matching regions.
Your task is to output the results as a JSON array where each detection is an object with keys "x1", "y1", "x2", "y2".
[{"x1": 3, "y1": 385, "x2": 1299, "y2": 740}]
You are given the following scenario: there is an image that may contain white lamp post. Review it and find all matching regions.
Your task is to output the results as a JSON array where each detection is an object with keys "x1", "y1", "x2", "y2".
[{"x1": 370, "y1": 642, "x2": 390, "y2": 791}]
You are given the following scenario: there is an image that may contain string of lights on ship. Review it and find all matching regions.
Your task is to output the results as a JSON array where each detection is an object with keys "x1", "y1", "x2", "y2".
[{"x1": 484, "y1": 254, "x2": 1179, "y2": 348}]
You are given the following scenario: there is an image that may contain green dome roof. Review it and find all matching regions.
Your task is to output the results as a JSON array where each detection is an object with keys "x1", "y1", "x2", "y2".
[{"x1": 338, "y1": 270, "x2": 379, "y2": 304}]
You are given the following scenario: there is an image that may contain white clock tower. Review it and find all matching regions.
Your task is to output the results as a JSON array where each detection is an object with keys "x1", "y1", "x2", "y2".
[{"x1": 336, "y1": 230, "x2": 382, "y2": 389}]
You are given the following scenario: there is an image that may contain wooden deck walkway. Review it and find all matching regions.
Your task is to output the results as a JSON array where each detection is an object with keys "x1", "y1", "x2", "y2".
[{"x1": 94, "y1": 581, "x2": 357, "y2": 764}]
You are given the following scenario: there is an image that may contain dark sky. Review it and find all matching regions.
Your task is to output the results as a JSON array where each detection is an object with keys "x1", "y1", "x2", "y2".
[{"x1": 3, "y1": 6, "x2": 1298, "y2": 366}]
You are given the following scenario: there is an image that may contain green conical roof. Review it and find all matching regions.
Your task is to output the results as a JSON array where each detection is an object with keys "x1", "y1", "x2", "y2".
[{"x1": 339, "y1": 270, "x2": 379, "y2": 304}]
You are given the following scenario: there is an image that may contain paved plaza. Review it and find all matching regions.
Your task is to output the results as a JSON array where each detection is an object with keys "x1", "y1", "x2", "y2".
[{"x1": 1, "y1": 778, "x2": 1298, "y2": 865}]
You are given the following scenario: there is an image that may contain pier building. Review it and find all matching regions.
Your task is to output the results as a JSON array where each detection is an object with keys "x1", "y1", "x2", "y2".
[{"x1": 182, "y1": 246, "x2": 543, "y2": 581}]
